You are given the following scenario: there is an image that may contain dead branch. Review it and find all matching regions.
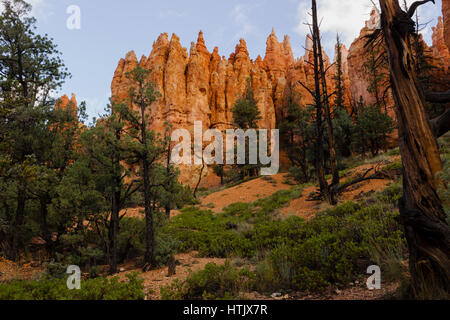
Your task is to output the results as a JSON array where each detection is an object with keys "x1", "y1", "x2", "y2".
[
  {"x1": 430, "y1": 107, "x2": 450, "y2": 138},
  {"x1": 424, "y1": 90, "x2": 450, "y2": 104},
  {"x1": 407, "y1": 0, "x2": 435, "y2": 18},
  {"x1": 297, "y1": 80, "x2": 315, "y2": 98}
]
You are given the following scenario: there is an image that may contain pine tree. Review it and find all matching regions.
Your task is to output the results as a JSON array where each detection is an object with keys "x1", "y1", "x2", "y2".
[
  {"x1": 333, "y1": 35, "x2": 353, "y2": 158},
  {"x1": 352, "y1": 103, "x2": 395, "y2": 157},
  {"x1": 280, "y1": 91, "x2": 314, "y2": 183},
  {"x1": 0, "y1": 0, "x2": 69, "y2": 260},
  {"x1": 232, "y1": 79, "x2": 262, "y2": 130},
  {"x1": 231, "y1": 78, "x2": 262, "y2": 179},
  {"x1": 79, "y1": 102, "x2": 140, "y2": 274},
  {"x1": 115, "y1": 65, "x2": 166, "y2": 271}
]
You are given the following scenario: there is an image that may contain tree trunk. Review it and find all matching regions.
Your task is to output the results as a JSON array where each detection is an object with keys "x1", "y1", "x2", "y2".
[
  {"x1": 379, "y1": 0, "x2": 450, "y2": 298},
  {"x1": 141, "y1": 105, "x2": 156, "y2": 270},
  {"x1": 193, "y1": 156, "x2": 205, "y2": 199},
  {"x1": 311, "y1": 0, "x2": 331, "y2": 203},
  {"x1": 313, "y1": 2, "x2": 339, "y2": 204},
  {"x1": 10, "y1": 187, "x2": 26, "y2": 261},
  {"x1": 109, "y1": 185, "x2": 120, "y2": 274},
  {"x1": 165, "y1": 142, "x2": 172, "y2": 218}
]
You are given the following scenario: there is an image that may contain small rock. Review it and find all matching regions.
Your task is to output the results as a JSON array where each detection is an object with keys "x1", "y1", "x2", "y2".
[
  {"x1": 271, "y1": 292, "x2": 282, "y2": 298},
  {"x1": 119, "y1": 267, "x2": 125, "y2": 272},
  {"x1": 335, "y1": 289, "x2": 342, "y2": 295}
]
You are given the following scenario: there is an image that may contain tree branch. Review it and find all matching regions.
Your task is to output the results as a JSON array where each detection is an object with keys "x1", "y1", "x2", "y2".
[
  {"x1": 297, "y1": 80, "x2": 315, "y2": 98},
  {"x1": 407, "y1": 0, "x2": 435, "y2": 18},
  {"x1": 424, "y1": 90, "x2": 450, "y2": 104},
  {"x1": 430, "y1": 108, "x2": 450, "y2": 138}
]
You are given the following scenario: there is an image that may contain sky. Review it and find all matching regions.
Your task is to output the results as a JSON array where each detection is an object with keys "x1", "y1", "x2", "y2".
[{"x1": 7, "y1": 0, "x2": 443, "y2": 119}]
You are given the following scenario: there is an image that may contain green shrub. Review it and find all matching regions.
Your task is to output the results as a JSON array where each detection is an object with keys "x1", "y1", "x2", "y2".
[
  {"x1": 0, "y1": 272, "x2": 145, "y2": 300},
  {"x1": 165, "y1": 185, "x2": 407, "y2": 294},
  {"x1": 386, "y1": 148, "x2": 400, "y2": 156},
  {"x1": 44, "y1": 260, "x2": 68, "y2": 279},
  {"x1": 383, "y1": 160, "x2": 402, "y2": 171},
  {"x1": 160, "y1": 261, "x2": 255, "y2": 300},
  {"x1": 117, "y1": 217, "x2": 146, "y2": 261},
  {"x1": 254, "y1": 202, "x2": 407, "y2": 292},
  {"x1": 376, "y1": 182, "x2": 403, "y2": 205}
]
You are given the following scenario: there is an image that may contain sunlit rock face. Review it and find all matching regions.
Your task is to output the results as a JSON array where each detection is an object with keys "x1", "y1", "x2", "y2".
[
  {"x1": 110, "y1": 28, "x2": 356, "y2": 132},
  {"x1": 347, "y1": 7, "x2": 449, "y2": 130},
  {"x1": 55, "y1": 93, "x2": 78, "y2": 116},
  {"x1": 110, "y1": 30, "x2": 352, "y2": 184},
  {"x1": 111, "y1": 7, "x2": 449, "y2": 184},
  {"x1": 347, "y1": 7, "x2": 396, "y2": 119},
  {"x1": 443, "y1": 0, "x2": 450, "y2": 51}
]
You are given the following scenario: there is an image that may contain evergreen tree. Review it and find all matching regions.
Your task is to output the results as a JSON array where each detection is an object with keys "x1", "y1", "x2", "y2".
[
  {"x1": 352, "y1": 102, "x2": 395, "y2": 157},
  {"x1": 115, "y1": 65, "x2": 166, "y2": 271},
  {"x1": 363, "y1": 39, "x2": 389, "y2": 113},
  {"x1": 280, "y1": 91, "x2": 314, "y2": 183},
  {"x1": 0, "y1": 0, "x2": 69, "y2": 260},
  {"x1": 79, "y1": 102, "x2": 140, "y2": 274},
  {"x1": 231, "y1": 78, "x2": 262, "y2": 179},
  {"x1": 232, "y1": 79, "x2": 262, "y2": 130},
  {"x1": 333, "y1": 35, "x2": 353, "y2": 158}
]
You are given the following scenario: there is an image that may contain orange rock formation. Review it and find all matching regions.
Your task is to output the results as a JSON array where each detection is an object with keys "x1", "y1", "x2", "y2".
[
  {"x1": 110, "y1": 7, "x2": 449, "y2": 185},
  {"x1": 443, "y1": 0, "x2": 450, "y2": 51}
]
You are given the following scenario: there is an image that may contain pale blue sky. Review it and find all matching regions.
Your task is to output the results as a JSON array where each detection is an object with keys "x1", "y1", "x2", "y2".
[{"x1": 18, "y1": 0, "x2": 443, "y2": 119}]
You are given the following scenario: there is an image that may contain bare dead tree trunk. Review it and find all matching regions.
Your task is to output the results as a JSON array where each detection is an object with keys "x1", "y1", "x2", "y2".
[
  {"x1": 193, "y1": 156, "x2": 205, "y2": 199},
  {"x1": 379, "y1": 0, "x2": 450, "y2": 298},
  {"x1": 309, "y1": 0, "x2": 331, "y2": 203},
  {"x1": 313, "y1": 2, "x2": 340, "y2": 204}
]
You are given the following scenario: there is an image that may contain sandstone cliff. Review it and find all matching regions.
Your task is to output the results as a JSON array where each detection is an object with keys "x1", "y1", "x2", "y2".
[
  {"x1": 111, "y1": 30, "x2": 353, "y2": 133},
  {"x1": 443, "y1": 0, "x2": 450, "y2": 51},
  {"x1": 111, "y1": 7, "x2": 449, "y2": 185},
  {"x1": 55, "y1": 93, "x2": 78, "y2": 115},
  {"x1": 347, "y1": 7, "x2": 450, "y2": 117}
]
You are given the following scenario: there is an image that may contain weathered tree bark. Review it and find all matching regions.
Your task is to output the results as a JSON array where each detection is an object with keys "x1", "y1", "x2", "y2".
[
  {"x1": 430, "y1": 108, "x2": 450, "y2": 139},
  {"x1": 424, "y1": 90, "x2": 450, "y2": 104},
  {"x1": 313, "y1": 2, "x2": 339, "y2": 204},
  {"x1": 379, "y1": 0, "x2": 450, "y2": 298},
  {"x1": 311, "y1": 0, "x2": 331, "y2": 203},
  {"x1": 193, "y1": 155, "x2": 206, "y2": 199}
]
